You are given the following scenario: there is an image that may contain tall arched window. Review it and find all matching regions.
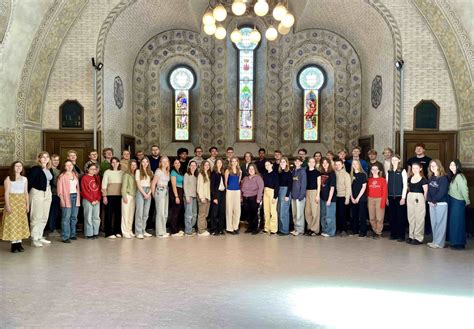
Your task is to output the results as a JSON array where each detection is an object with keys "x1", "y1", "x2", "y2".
[
  {"x1": 169, "y1": 66, "x2": 196, "y2": 141},
  {"x1": 297, "y1": 66, "x2": 326, "y2": 142},
  {"x1": 236, "y1": 27, "x2": 259, "y2": 141}
]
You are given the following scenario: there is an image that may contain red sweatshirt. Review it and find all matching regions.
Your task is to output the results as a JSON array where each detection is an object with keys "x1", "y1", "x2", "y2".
[
  {"x1": 81, "y1": 174, "x2": 102, "y2": 203},
  {"x1": 367, "y1": 177, "x2": 387, "y2": 209}
]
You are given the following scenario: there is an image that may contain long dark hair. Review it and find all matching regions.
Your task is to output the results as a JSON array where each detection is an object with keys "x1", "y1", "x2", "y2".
[
  {"x1": 8, "y1": 161, "x2": 25, "y2": 181},
  {"x1": 449, "y1": 159, "x2": 464, "y2": 182}
]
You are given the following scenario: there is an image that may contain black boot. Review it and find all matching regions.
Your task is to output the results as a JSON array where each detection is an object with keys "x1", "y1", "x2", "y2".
[
  {"x1": 11, "y1": 243, "x2": 19, "y2": 253},
  {"x1": 18, "y1": 243, "x2": 25, "y2": 252}
]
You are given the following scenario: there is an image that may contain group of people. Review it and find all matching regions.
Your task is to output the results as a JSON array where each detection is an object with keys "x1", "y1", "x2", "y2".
[{"x1": 0, "y1": 143, "x2": 470, "y2": 253}]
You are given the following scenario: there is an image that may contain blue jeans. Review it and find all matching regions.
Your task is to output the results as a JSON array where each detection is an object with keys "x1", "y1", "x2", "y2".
[
  {"x1": 154, "y1": 187, "x2": 169, "y2": 236},
  {"x1": 61, "y1": 194, "x2": 78, "y2": 240},
  {"x1": 184, "y1": 196, "x2": 197, "y2": 234},
  {"x1": 321, "y1": 201, "x2": 336, "y2": 236},
  {"x1": 135, "y1": 187, "x2": 151, "y2": 235},
  {"x1": 429, "y1": 202, "x2": 448, "y2": 247},
  {"x1": 291, "y1": 198, "x2": 306, "y2": 234},
  {"x1": 278, "y1": 187, "x2": 291, "y2": 234},
  {"x1": 82, "y1": 199, "x2": 100, "y2": 237}
]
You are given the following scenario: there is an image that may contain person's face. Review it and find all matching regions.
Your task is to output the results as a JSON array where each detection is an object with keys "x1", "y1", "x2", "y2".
[
  {"x1": 173, "y1": 160, "x2": 180, "y2": 171},
  {"x1": 216, "y1": 160, "x2": 223, "y2": 171},
  {"x1": 130, "y1": 161, "x2": 137, "y2": 172},
  {"x1": 430, "y1": 162, "x2": 439, "y2": 175},
  {"x1": 123, "y1": 151, "x2": 130, "y2": 160},
  {"x1": 211, "y1": 149, "x2": 218, "y2": 158},
  {"x1": 136, "y1": 152, "x2": 144, "y2": 160},
  {"x1": 265, "y1": 161, "x2": 272, "y2": 171},
  {"x1": 308, "y1": 158, "x2": 315, "y2": 168},
  {"x1": 65, "y1": 161, "x2": 74, "y2": 172},
  {"x1": 326, "y1": 153, "x2": 333, "y2": 161},
  {"x1": 14, "y1": 163, "x2": 23, "y2": 174},
  {"x1": 203, "y1": 161, "x2": 210, "y2": 171},
  {"x1": 189, "y1": 161, "x2": 197, "y2": 172},
  {"x1": 195, "y1": 148, "x2": 203, "y2": 157},
  {"x1": 245, "y1": 153, "x2": 251, "y2": 162},
  {"x1": 415, "y1": 146, "x2": 425, "y2": 156},
  {"x1": 248, "y1": 166, "x2": 256, "y2": 176},
  {"x1": 383, "y1": 150, "x2": 392, "y2": 160},
  {"x1": 141, "y1": 158, "x2": 149, "y2": 169},
  {"x1": 162, "y1": 158, "x2": 170, "y2": 169},
  {"x1": 368, "y1": 153, "x2": 377, "y2": 161},
  {"x1": 334, "y1": 161, "x2": 342, "y2": 171},
  {"x1": 412, "y1": 164, "x2": 421, "y2": 175},
  {"x1": 111, "y1": 159, "x2": 120, "y2": 170},
  {"x1": 295, "y1": 159, "x2": 302, "y2": 168},
  {"x1": 87, "y1": 166, "x2": 97, "y2": 175},
  {"x1": 338, "y1": 151, "x2": 346, "y2": 160},
  {"x1": 89, "y1": 152, "x2": 98, "y2": 161},
  {"x1": 40, "y1": 154, "x2": 50, "y2": 166},
  {"x1": 352, "y1": 149, "x2": 360, "y2": 158},
  {"x1": 68, "y1": 153, "x2": 77, "y2": 162},
  {"x1": 231, "y1": 158, "x2": 238, "y2": 166},
  {"x1": 298, "y1": 151, "x2": 307, "y2": 158},
  {"x1": 274, "y1": 152, "x2": 282, "y2": 160},
  {"x1": 315, "y1": 153, "x2": 322, "y2": 162},
  {"x1": 371, "y1": 166, "x2": 379, "y2": 176},
  {"x1": 52, "y1": 157, "x2": 60, "y2": 168},
  {"x1": 179, "y1": 152, "x2": 188, "y2": 161},
  {"x1": 259, "y1": 150, "x2": 265, "y2": 160},
  {"x1": 322, "y1": 160, "x2": 329, "y2": 170},
  {"x1": 391, "y1": 157, "x2": 400, "y2": 168},
  {"x1": 151, "y1": 147, "x2": 160, "y2": 156},
  {"x1": 105, "y1": 150, "x2": 113, "y2": 160},
  {"x1": 227, "y1": 150, "x2": 234, "y2": 159},
  {"x1": 280, "y1": 159, "x2": 287, "y2": 169},
  {"x1": 449, "y1": 162, "x2": 456, "y2": 175}
]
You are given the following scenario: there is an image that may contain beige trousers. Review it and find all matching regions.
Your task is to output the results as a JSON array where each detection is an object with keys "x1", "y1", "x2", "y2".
[
  {"x1": 304, "y1": 189, "x2": 320, "y2": 233},
  {"x1": 121, "y1": 194, "x2": 135, "y2": 237},
  {"x1": 263, "y1": 187, "x2": 278, "y2": 233},
  {"x1": 29, "y1": 187, "x2": 52, "y2": 241},
  {"x1": 226, "y1": 190, "x2": 241, "y2": 231},
  {"x1": 198, "y1": 199, "x2": 210, "y2": 233},
  {"x1": 368, "y1": 197, "x2": 385, "y2": 235},
  {"x1": 407, "y1": 192, "x2": 425, "y2": 242}
]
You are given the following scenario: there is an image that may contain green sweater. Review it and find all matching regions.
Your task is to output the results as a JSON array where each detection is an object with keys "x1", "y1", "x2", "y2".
[
  {"x1": 121, "y1": 172, "x2": 137, "y2": 198},
  {"x1": 448, "y1": 174, "x2": 470, "y2": 205}
]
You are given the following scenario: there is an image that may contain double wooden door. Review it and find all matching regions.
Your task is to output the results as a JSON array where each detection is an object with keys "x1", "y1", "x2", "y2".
[{"x1": 43, "y1": 130, "x2": 96, "y2": 169}]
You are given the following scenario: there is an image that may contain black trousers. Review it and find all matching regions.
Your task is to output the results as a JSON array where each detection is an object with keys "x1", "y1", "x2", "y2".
[
  {"x1": 146, "y1": 197, "x2": 156, "y2": 230},
  {"x1": 388, "y1": 196, "x2": 407, "y2": 239},
  {"x1": 169, "y1": 187, "x2": 184, "y2": 234},
  {"x1": 336, "y1": 197, "x2": 349, "y2": 232},
  {"x1": 243, "y1": 196, "x2": 259, "y2": 232},
  {"x1": 210, "y1": 191, "x2": 226, "y2": 233},
  {"x1": 104, "y1": 195, "x2": 122, "y2": 237},
  {"x1": 351, "y1": 200, "x2": 368, "y2": 235}
]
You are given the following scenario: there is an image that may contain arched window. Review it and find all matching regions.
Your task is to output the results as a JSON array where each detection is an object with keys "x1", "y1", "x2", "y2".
[
  {"x1": 169, "y1": 66, "x2": 196, "y2": 141},
  {"x1": 297, "y1": 66, "x2": 326, "y2": 142},
  {"x1": 236, "y1": 27, "x2": 259, "y2": 141}
]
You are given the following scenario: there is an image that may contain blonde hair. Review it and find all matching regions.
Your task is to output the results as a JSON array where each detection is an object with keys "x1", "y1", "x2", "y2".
[
  {"x1": 278, "y1": 157, "x2": 290, "y2": 173},
  {"x1": 227, "y1": 156, "x2": 241, "y2": 175},
  {"x1": 350, "y1": 159, "x2": 366, "y2": 180},
  {"x1": 428, "y1": 159, "x2": 445, "y2": 178},
  {"x1": 199, "y1": 160, "x2": 211, "y2": 182},
  {"x1": 158, "y1": 156, "x2": 170, "y2": 175},
  {"x1": 139, "y1": 157, "x2": 153, "y2": 180},
  {"x1": 37, "y1": 151, "x2": 52, "y2": 169}
]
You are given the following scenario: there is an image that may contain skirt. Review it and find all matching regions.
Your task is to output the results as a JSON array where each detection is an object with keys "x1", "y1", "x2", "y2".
[
  {"x1": 0, "y1": 194, "x2": 30, "y2": 241},
  {"x1": 447, "y1": 195, "x2": 466, "y2": 246}
]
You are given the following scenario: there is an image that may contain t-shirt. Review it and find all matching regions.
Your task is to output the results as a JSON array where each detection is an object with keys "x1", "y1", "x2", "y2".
[
  {"x1": 320, "y1": 171, "x2": 336, "y2": 202},
  {"x1": 351, "y1": 172, "x2": 367, "y2": 201},
  {"x1": 408, "y1": 176, "x2": 427, "y2": 194},
  {"x1": 407, "y1": 155, "x2": 432, "y2": 178},
  {"x1": 306, "y1": 168, "x2": 321, "y2": 190},
  {"x1": 170, "y1": 170, "x2": 183, "y2": 188},
  {"x1": 154, "y1": 169, "x2": 170, "y2": 187}
]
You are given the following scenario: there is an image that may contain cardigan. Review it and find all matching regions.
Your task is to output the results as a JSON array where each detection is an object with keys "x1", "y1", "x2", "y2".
[
  {"x1": 57, "y1": 173, "x2": 81, "y2": 208},
  {"x1": 335, "y1": 169, "x2": 352, "y2": 202},
  {"x1": 28, "y1": 165, "x2": 53, "y2": 192},
  {"x1": 197, "y1": 173, "x2": 211, "y2": 200},
  {"x1": 210, "y1": 171, "x2": 225, "y2": 200},
  {"x1": 121, "y1": 172, "x2": 137, "y2": 198},
  {"x1": 183, "y1": 173, "x2": 197, "y2": 198}
]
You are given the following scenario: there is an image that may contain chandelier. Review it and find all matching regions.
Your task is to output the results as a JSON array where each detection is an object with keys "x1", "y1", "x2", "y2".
[{"x1": 202, "y1": 0, "x2": 294, "y2": 44}]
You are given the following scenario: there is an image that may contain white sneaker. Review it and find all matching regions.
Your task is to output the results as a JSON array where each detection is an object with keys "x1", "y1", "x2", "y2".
[
  {"x1": 32, "y1": 240, "x2": 43, "y2": 247},
  {"x1": 159, "y1": 233, "x2": 170, "y2": 238},
  {"x1": 172, "y1": 232, "x2": 184, "y2": 237},
  {"x1": 185, "y1": 232, "x2": 196, "y2": 237},
  {"x1": 290, "y1": 231, "x2": 300, "y2": 236},
  {"x1": 115, "y1": 234, "x2": 122, "y2": 238},
  {"x1": 136, "y1": 234, "x2": 144, "y2": 239},
  {"x1": 198, "y1": 231, "x2": 210, "y2": 236},
  {"x1": 321, "y1": 233, "x2": 330, "y2": 237},
  {"x1": 107, "y1": 235, "x2": 116, "y2": 239},
  {"x1": 124, "y1": 234, "x2": 132, "y2": 239},
  {"x1": 131, "y1": 233, "x2": 135, "y2": 237},
  {"x1": 39, "y1": 238, "x2": 51, "y2": 244},
  {"x1": 143, "y1": 232, "x2": 152, "y2": 237}
]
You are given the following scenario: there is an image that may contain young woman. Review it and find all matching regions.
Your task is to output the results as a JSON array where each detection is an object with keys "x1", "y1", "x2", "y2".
[
  {"x1": 210, "y1": 159, "x2": 226, "y2": 235},
  {"x1": 386, "y1": 155, "x2": 408, "y2": 242},
  {"x1": 277, "y1": 157, "x2": 292, "y2": 235},
  {"x1": 304, "y1": 157, "x2": 321, "y2": 236},
  {"x1": 225, "y1": 157, "x2": 242, "y2": 234},
  {"x1": 263, "y1": 160, "x2": 279, "y2": 234},
  {"x1": 28, "y1": 151, "x2": 53, "y2": 247},
  {"x1": 0, "y1": 161, "x2": 29, "y2": 252},
  {"x1": 151, "y1": 156, "x2": 171, "y2": 238},
  {"x1": 169, "y1": 159, "x2": 184, "y2": 237},
  {"x1": 57, "y1": 160, "x2": 81, "y2": 243},
  {"x1": 427, "y1": 159, "x2": 449, "y2": 249},
  {"x1": 47, "y1": 154, "x2": 61, "y2": 236},
  {"x1": 121, "y1": 160, "x2": 137, "y2": 239},
  {"x1": 81, "y1": 163, "x2": 101, "y2": 239},
  {"x1": 291, "y1": 157, "x2": 307, "y2": 236},
  {"x1": 334, "y1": 158, "x2": 351, "y2": 236},
  {"x1": 135, "y1": 157, "x2": 153, "y2": 239},
  {"x1": 183, "y1": 160, "x2": 198, "y2": 236},
  {"x1": 241, "y1": 163, "x2": 264, "y2": 235},
  {"x1": 350, "y1": 160, "x2": 368, "y2": 237},
  {"x1": 320, "y1": 158, "x2": 336, "y2": 237},
  {"x1": 447, "y1": 159, "x2": 470, "y2": 249},
  {"x1": 406, "y1": 163, "x2": 428, "y2": 245},
  {"x1": 197, "y1": 160, "x2": 212, "y2": 236},
  {"x1": 367, "y1": 164, "x2": 388, "y2": 239},
  {"x1": 101, "y1": 157, "x2": 124, "y2": 239},
  {"x1": 313, "y1": 152, "x2": 323, "y2": 171}
]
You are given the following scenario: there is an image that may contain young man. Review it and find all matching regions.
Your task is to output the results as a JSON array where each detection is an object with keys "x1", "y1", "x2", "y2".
[
  {"x1": 223, "y1": 147, "x2": 234, "y2": 169},
  {"x1": 406, "y1": 143, "x2": 431, "y2": 177},
  {"x1": 255, "y1": 148, "x2": 266, "y2": 174},
  {"x1": 177, "y1": 147, "x2": 189, "y2": 175},
  {"x1": 207, "y1": 146, "x2": 218, "y2": 169},
  {"x1": 148, "y1": 144, "x2": 161, "y2": 173},
  {"x1": 67, "y1": 150, "x2": 83, "y2": 177},
  {"x1": 84, "y1": 149, "x2": 99, "y2": 174},
  {"x1": 334, "y1": 158, "x2": 352, "y2": 236},
  {"x1": 190, "y1": 146, "x2": 204, "y2": 169},
  {"x1": 337, "y1": 149, "x2": 350, "y2": 173},
  {"x1": 383, "y1": 147, "x2": 393, "y2": 176},
  {"x1": 47, "y1": 154, "x2": 62, "y2": 236},
  {"x1": 100, "y1": 148, "x2": 113, "y2": 176},
  {"x1": 368, "y1": 149, "x2": 383, "y2": 173},
  {"x1": 346, "y1": 147, "x2": 369, "y2": 173},
  {"x1": 135, "y1": 150, "x2": 145, "y2": 164},
  {"x1": 272, "y1": 150, "x2": 283, "y2": 171},
  {"x1": 120, "y1": 149, "x2": 131, "y2": 172},
  {"x1": 298, "y1": 148, "x2": 308, "y2": 167}
]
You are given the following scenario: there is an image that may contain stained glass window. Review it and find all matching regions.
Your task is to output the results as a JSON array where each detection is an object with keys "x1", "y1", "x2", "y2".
[
  {"x1": 298, "y1": 66, "x2": 325, "y2": 142},
  {"x1": 236, "y1": 27, "x2": 259, "y2": 141},
  {"x1": 169, "y1": 67, "x2": 195, "y2": 141}
]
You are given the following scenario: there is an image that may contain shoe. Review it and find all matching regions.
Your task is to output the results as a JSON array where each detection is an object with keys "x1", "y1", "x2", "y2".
[
  {"x1": 373, "y1": 234, "x2": 381, "y2": 240},
  {"x1": 406, "y1": 238, "x2": 413, "y2": 244},
  {"x1": 219, "y1": 230, "x2": 225, "y2": 235},
  {"x1": 49, "y1": 230, "x2": 60, "y2": 237},
  {"x1": 107, "y1": 235, "x2": 116, "y2": 239},
  {"x1": 277, "y1": 232, "x2": 288, "y2": 236},
  {"x1": 124, "y1": 234, "x2": 132, "y2": 239},
  {"x1": 321, "y1": 233, "x2": 330, "y2": 237},
  {"x1": 251, "y1": 231, "x2": 259, "y2": 235},
  {"x1": 198, "y1": 231, "x2": 210, "y2": 236},
  {"x1": 291, "y1": 231, "x2": 300, "y2": 236},
  {"x1": 40, "y1": 238, "x2": 51, "y2": 244},
  {"x1": 358, "y1": 233, "x2": 366, "y2": 237},
  {"x1": 226, "y1": 230, "x2": 234, "y2": 235},
  {"x1": 131, "y1": 233, "x2": 135, "y2": 237},
  {"x1": 244, "y1": 229, "x2": 253, "y2": 234},
  {"x1": 397, "y1": 238, "x2": 405, "y2": 242},
  {"x1": 172, "y1": 231, "x2": 184, "y2": 237},
  {"x1": 32, "y1": 240, "x2": 43, "y2": 247},
  {"x1": 86, "y1": 236, "x2": 94, "y2": 240},
  {"x1": 339, "y1": 231, "x2": 348, "y2": 237},
  {"x1": 115, "y1": 234, "x2": 122, "y2": 238},
  {"x1": 18, "y1": 243, "x2": 24, "y2": 252},
  {"x1": 11, "y1": 243, "x2": 19, "y2": 253},
  {"x1": 234, "y1": 230, "x2": 240, "y2": 235},
  {"x1": 69, "y1": 237, "x2": 77, "y2": 241},
  {"x1": 411, "y1": 240, "x2": 422, "y2": 245},
  {"x1": 159, "y1": 234, "x2": 170, "y2": 238},
  {"x1": 185, "y1": 233, "x2": 196, "y2": 237},
  {"x1": 143, "y1": 232, "x2": 152, "y2": 237},
  {"x1": 62, "y1": 239, "x2": 71, "y2": 243},
  {"x1": 427, "y1": 242, "x2": 439, "y2": 248},
  {"x1": 136, "y1": 234, "x2": 144, "y2": 239},
  {"x1": 93, "y1": 235, "x2": 99, "y2": 239}
]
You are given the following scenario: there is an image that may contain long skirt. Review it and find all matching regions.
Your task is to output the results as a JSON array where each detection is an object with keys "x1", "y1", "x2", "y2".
[
  {"x1": 0, "y1": 194, "x2": 30, "y2": 241},
  {"x1": 447, "y1": 196, "x2": 466, "y2": 247}
]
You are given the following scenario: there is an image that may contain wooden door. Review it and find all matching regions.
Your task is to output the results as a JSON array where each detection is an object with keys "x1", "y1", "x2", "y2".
[
  {"x1": 43, "y1": 130, "x2": 96, "y2": 169},
  {"x1": 396, "y1": 131, "x2": 457, "y2": 168}
]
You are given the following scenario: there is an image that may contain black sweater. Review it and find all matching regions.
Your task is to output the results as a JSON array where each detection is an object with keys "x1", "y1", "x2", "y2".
[
  {"x1": 263, "y1": 170, "x2": 279, "y2": 199},
  {"x1": 278, "y1": 171, "x2": 292, "y2": 197},
  {"x1": 210, "y1": 171, "x2": 225, "y2": 200},
  {"x1": 28, "y1": 166, "x2": 52, "y2": 192}
]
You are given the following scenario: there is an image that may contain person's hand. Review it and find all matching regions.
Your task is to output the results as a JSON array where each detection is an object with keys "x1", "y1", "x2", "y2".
[
  {"x1": 5, "y1": 205, "x2": 12, "y2": 214},
  {"x1": 400, "y1": 198, "x2": 406, "y2": 206},
  {"x1": 326, "y1": 200, "x2": 331, "y2": 207},
  {"x1": 272, "y1": 198, "x2": 277, "y2": 204},
  {"x1": 213, "y1": 199, "x2": 218, "y2": 205},
  {"x1": 25, "y1": 204, "x2": 29, "y2": 214},
  {"x1": 176, "y1": 197, "x2": 181, "y2": 205},
  {"x1": 186, "y1": 197, "x2": 191, "y2": 204},
  {"x1": 123, "y1": 197, "x2": 128, "y2": 204},
  {"x1": 345, "y1": 199, "x2": 350, "y2": 205},
  {"x1": 201, "y1": 198, "x2": 206, "y2": 203},
  {"x1": 285, "y1": 196, "x2": 289, "y2": 202},
  {"x1": 103, "y1": 196, "x2": 108, "y2": 205},
  {"x1": 316, "y1": 196, "x2": 320, "y2": 204},
  {"x1": 386, "y1": 199, "x2": 389, "y2": 206}
]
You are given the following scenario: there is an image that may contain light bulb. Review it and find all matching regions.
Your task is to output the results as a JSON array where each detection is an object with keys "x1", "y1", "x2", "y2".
[
  {"x1": 281, "y1": 12, "x2": 295, "y2": 28},
  {"x1": 277, "y1": 22, "x2": 291, "y2": 35},
  {"x1": 265, "y1": 26, "x2": 278, "y2": 41},
  {"x1": 215, "y1": 25, "x2": 227, "y2": 40},
  {"x1": 254, "y1": 0, "x2": 269, "y2": 16},
  {"x1": 231, "y1": 28, "x2": 242, "y2": 43},
  {"x1": 204, "y1": 23, "x2": 217, "y2": 35},
  {"x1": 213, "y1": 4, "x2": 227, "y2": 22},
  {"x1": 202, "y1": 11, "x2": 215, "y2": 25},
  {"x1": 231, "y1": 0, "x2": 246, "y2": 16},
  {"x1": 273, "y1": 4, "x2": 287, "y2": 21},
  {"x1": 250, "y1": 28, "x2": 261, "y2": 43}
]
